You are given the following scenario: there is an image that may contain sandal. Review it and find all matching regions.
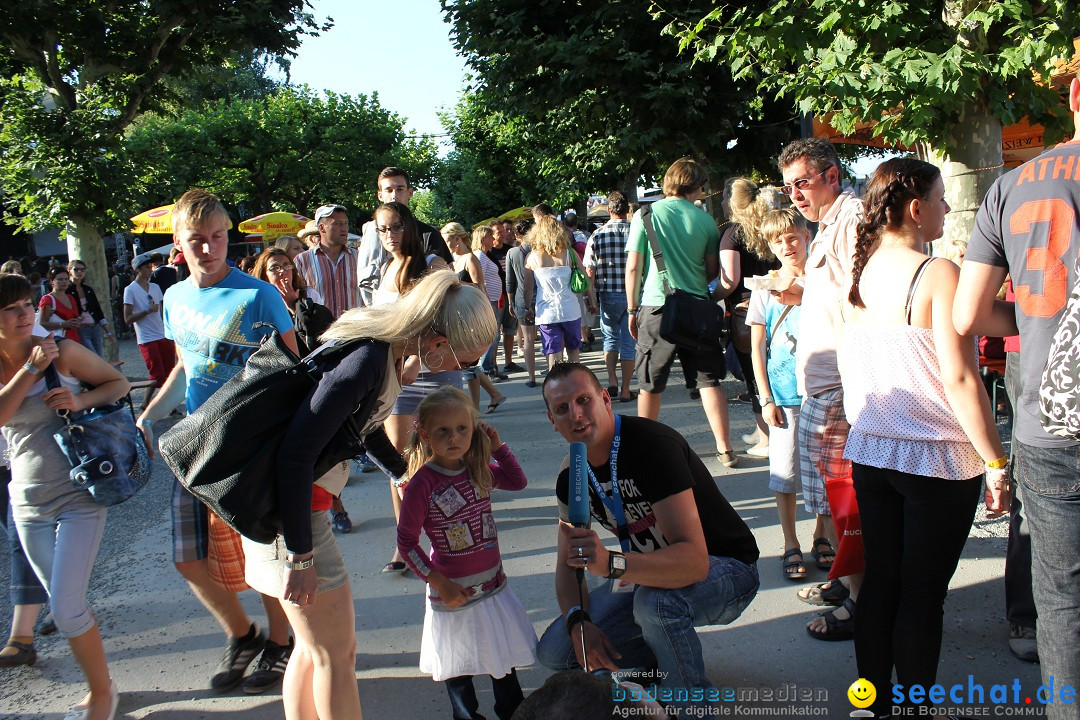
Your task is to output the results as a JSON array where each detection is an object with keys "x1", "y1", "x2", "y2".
[
  {"x1": 807, "y1": 597, "x2": 856, "y2": 641},
  {"x1": 607, "y1": 386, "x2": 619, "y2": 398},
  {"x1": 716, "y1": 451, "x2": 738, "y2": 468},
  {"x1": 797, "y1": 579, "x2": 849, "y2": 606},
  {"x1": 782, "y1": 548, "x2": 807, "y2": 580},
  {"x1": 0, "y1": 639, "x2": 36, "y2": 667},
  {"x1": 811, "y1": 537, "x2": 836, "y2": 570},
  {"x1": 486, "y1": 396, "x2": 507, "y2": 414},
  {"x1": 381, "y1": 561, "x2": 407, "y2": 574}
]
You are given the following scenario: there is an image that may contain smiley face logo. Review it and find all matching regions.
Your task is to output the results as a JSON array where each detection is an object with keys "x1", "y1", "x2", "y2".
[{"x1": 848, "y1": 678, "x2": 876, "y2": 709}]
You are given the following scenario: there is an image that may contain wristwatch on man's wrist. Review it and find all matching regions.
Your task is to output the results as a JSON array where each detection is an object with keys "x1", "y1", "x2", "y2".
[
  {"x1": 607, "y1": 551, "x2": 627, "y2": 579},
  {"x1": 759, "y1": 396, "x2": 774, "y2": 407}
]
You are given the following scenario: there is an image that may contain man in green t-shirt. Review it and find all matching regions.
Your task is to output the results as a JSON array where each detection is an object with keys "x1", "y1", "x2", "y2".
[{"x1": 626, "y1": 157, "x2": 737, "y2": 467}]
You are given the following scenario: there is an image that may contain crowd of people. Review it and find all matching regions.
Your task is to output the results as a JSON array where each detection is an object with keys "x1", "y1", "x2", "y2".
[{"x1": 0, "y1": 78, "x2": 1078, "y2": 720}]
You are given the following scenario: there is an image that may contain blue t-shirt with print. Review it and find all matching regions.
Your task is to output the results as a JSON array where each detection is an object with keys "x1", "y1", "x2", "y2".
[
  {"x1": 747, "y1": 288, "x2": 801, "y2": 407},
  {"x1": 163, "y1": 269, "x2": 293, "y2": 412}
]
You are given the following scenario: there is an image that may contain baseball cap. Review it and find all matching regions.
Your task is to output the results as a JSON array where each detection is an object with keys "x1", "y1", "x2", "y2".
[
  {"x1": 314, "y1": 204, "x2": 346, "y2": 224},
  {"x1": 131, "y1": 253, "x2": 153, "y2": 270},
  {"x1": 298, "y1": 219, "x2": 319, "y2": 239}
]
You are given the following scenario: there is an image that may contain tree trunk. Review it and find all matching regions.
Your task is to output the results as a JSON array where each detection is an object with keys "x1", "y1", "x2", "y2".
[
  {"x1": 621, "y1": 163, "x2": 642, "y2": 202},
  {"x1": 926, "y1": 99, "x2": 1003, "y2": 258},
  {"x1": 66, "y1": 216, "x2": 118, "y2": 361}
]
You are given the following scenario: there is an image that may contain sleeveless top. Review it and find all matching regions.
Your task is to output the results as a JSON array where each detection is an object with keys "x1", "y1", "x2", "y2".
[
  {"x1": 840, "y1": 258, "x2": 983, "y2": 480},
  {"x1": 39, "y1": 293, "x2": 81, "y2": 342},
  {"x1": 533, "y1": 256, "x2": 581, "y2": 325},
  {"x1": 2, "y1": 369, "x2": 97, "y2": 520}
]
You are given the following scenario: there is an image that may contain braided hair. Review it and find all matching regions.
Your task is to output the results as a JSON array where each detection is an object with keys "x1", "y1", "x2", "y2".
[{"x1": 848, "y1": 158, "x2": 941, "y2": 308}]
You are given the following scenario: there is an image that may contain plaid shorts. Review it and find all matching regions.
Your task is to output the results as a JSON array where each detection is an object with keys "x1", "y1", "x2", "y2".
[
  {"x1": 798, "y1": 388, "x2": 851, "y2": 516},
  {"x1": 172, "y1": 478, "x2": 210, "y2": 563}
]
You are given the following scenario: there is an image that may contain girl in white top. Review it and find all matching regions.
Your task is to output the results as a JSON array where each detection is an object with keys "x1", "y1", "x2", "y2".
[
  {"x1": 839, "y1": 157, "x2": 1008, "y2": 717},
  {"x1": 523, "y1": 216, "x2": 595, "y2": 368}
]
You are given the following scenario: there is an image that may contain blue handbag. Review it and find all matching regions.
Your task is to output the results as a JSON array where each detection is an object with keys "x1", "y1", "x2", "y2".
[{"x1": 45, "y1": 365, "x2": 151, "y2": 506}]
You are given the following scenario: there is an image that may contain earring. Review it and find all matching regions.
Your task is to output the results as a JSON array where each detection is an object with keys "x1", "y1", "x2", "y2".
[
  {"x1": 917, "y1": 223, "x2": 922, "y2": 229},
  {"x1": 423, "y1": 350, "x2": 444, "y2": 370}
]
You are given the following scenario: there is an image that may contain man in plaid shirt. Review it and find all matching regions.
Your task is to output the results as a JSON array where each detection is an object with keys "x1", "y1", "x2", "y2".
[{"x1": 583, "y1": 190, "x2": 635, "y2": 402}]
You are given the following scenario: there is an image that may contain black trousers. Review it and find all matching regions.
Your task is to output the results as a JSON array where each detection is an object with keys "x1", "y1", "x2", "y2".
[{"x1": 852, "y1": 463, "x2": 981, "y2": 715}]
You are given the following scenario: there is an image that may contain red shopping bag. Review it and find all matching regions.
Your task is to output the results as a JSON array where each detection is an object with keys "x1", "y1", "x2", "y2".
[{"x1": 825, "y1": 472, "x2": 864, "y2": 579}]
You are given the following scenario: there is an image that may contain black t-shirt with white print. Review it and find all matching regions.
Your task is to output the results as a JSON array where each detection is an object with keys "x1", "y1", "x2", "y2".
[{"x1": 556, "y1": 415, "x2": 759, "y2": 565}]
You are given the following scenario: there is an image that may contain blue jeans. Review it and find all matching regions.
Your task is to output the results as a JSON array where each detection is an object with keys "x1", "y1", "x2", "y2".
[
  {"x1": 0, "y1": 467, "x2": 47, "y2": 606},
  {"x1": 78, "y1": 324, "x2": 103, "y2": 356},
  {"x1": 16, "y1": 504, "x2": 107, "y2": 637},
  {"x1": 536, "y1": 556, "x2": 759, "y2": 714},
  {"x1": 481, "y1": 301, "x2": 501, "y2": 375},
  {"x1": 1013, "y1": 440, "x2": 1080, "y2": 720},
  {"x1": 598, "y1": 291, "x2": 634, "y2": 360}
]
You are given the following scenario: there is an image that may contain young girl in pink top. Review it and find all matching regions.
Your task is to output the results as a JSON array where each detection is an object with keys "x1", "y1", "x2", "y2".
[{"x1": 398, "y1": 386, "x2": 535, "y2": 720}]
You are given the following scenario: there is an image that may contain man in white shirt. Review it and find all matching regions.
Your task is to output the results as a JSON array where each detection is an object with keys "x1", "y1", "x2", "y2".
[
  {"x1": 123, "y1": 252, "x2": 174, "y2": 408},
  {"x1": 777, "y1": 137, "x2": 863, "y2": 640}
]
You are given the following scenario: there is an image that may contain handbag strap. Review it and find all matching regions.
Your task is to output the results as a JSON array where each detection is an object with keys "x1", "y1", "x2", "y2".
[
  {"x1": 639, "y1": 205, "x2": 674, "y2": 297},
  {"x1": 768, "y1": 305, "x2": 794, "y2": 350}
]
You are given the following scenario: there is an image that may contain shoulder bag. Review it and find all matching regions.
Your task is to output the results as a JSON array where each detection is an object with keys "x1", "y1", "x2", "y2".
[
  {"x1": 46, "y1": 365, "x2": 151, "y2": 506},
  {"x1": 159, "y1": 330, "x2": 369, "y2": 543},
  {"x1": 639, "y1": 205, "x2": 725, "y2": 352},
  {"x1": 566, "y1": 247, "x2": 590, "y2": 295}
]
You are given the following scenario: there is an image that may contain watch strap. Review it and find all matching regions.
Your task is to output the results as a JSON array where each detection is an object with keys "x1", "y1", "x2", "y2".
[{"x1": 284, "y1": 557, "x2": 315, "y2": 571}]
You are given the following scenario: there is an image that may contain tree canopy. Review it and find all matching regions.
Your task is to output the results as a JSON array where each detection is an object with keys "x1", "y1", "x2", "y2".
[
  {"x1": 657, "y1": 0, "x2": 1077, "y2": 152},
  {"x1": 0, "y1": 0, "x2": 327, "y2": 232},
  {"x1": 126, "y1": 85, "x2": 437, "y2": 224},
  {"x1": 440, "y1": 0, "x2": 797, "y2": 201}
]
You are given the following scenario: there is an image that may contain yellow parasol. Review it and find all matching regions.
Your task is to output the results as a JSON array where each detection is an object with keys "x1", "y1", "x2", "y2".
[
  {"x1": 496, "y1": 206, "x2": 533, "y2": 221},
  {"x1": 130, "y1": 204, "x2": 176, "y2": 234},
  {"x1": 238, "y1": 212, "x2": 312, "y2": 242}
]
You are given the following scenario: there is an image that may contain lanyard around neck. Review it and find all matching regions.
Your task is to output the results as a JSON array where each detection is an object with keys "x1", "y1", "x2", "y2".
[{"x1": 585, "y1": 414, "x2": 630, "y2": 552}]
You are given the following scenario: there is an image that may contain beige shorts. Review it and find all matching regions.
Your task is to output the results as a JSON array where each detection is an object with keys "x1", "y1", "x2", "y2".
[{"x1": 242, "y1": 511, "x2": 349, "y2": 597}]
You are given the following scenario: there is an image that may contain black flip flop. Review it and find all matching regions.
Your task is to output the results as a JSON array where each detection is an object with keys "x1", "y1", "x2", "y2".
[{"x1": 486, "y1": 396, "x2": 507, "y2": 414}]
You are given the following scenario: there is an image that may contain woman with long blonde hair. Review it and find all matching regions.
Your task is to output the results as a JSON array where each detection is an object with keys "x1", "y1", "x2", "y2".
[
  {"x1": 524, "y1": 216, "x2": 595, "y2": 369},
  {"x1": 249, "y1": 270, "x2": 496, "y2": 720},
  {"x1": 718, "y1": 178, "x2": 785, "y2": 458}
]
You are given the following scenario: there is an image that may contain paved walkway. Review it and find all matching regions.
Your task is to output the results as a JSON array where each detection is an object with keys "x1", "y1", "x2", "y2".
[{"x1": 0, "y1": 338, "x2": 1038, "y2": 719}]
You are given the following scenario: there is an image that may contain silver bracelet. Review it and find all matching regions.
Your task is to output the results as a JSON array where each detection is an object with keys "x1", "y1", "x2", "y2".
[
  {"x1": 21, "y1": 362, "x2": 41, "y2": 376},
  {"x1": 284, "y1": 557, "x2": 315, "y2": 571}
]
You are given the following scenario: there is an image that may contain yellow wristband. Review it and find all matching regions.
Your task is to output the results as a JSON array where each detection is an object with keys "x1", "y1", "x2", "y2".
[{"x1": 985, "y1": 455, "x2": 1009, "y2": 470}]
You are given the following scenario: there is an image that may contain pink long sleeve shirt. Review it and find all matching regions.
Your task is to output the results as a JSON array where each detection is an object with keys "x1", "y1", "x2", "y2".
[{"x1": 397, "y1": 443, "x2": 528, "y2": 611}]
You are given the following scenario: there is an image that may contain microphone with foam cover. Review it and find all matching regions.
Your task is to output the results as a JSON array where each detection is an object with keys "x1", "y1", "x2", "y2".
[{"x1": 568, "y1": 442, "x2": 590, "y2": 528}]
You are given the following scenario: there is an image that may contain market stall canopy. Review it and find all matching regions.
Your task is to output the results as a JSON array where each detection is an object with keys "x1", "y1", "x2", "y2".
[
  {"x1": 238, "y1": 212, "x2": 311, "y2": 242},
  {"x1": 130, "y1": 204, "x2": 176, "y2": 234},
  {"x1": 473, "y1": 217, "x2": 498, "y2": 227}
]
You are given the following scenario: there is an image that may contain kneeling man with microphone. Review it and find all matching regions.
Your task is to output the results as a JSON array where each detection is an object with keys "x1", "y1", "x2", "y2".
[{"x1": 537, "y1": 363, "x2": 760, "y2": 716}]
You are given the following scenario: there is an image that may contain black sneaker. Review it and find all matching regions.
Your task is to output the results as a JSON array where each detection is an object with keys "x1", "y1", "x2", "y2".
[
  {"x1": 210, "y1": 625, "x2": 266, "y2": 692},
  {"x1": 242, "y1": 638, "x2": 293, "y2": 694}
]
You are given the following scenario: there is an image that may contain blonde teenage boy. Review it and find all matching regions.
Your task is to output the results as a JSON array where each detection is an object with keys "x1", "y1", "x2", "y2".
[{"x1": 746, "y1": 209, "x2": 833, "y2": 582}]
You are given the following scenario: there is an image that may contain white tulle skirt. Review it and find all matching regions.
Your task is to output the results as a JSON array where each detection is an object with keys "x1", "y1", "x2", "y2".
[{"x1": 419, "y1": 586, "x2": 537, "y2": 681}]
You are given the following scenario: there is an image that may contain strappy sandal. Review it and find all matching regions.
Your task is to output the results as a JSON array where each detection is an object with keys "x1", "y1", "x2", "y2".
[
  {"x1": 782, "y1": 549, "x2": 807, "y2": 580},
  {"x1": 796, "y1": 579, "x2": 849, "y2": 606},
  {"x1": 0, "y1": 639, "x2": 36, "y2": 667},
  {"x1": 811, "y1": 536, "x2": 836, "y2": 570},
  {"x1": 807, "y1": 597, "x2": 856, "y2": 641}
]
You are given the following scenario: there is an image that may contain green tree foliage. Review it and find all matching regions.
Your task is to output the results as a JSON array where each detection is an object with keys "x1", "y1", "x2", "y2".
[
  {"x1": 0, "y1": 0, "x2": 327, "y2": 233},
  {"x1": 126, "y1": 85, "x2": 438, "y2": 223},
  {"x1": 429, "y1": 90, "x2": 553, "y2": 226},
  {"x1": 440, "y1": 0, "x2": 797, "y2": 202},
  {"x1": 657, "y1": 0, "x2": 1077, "y2": 152}
]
